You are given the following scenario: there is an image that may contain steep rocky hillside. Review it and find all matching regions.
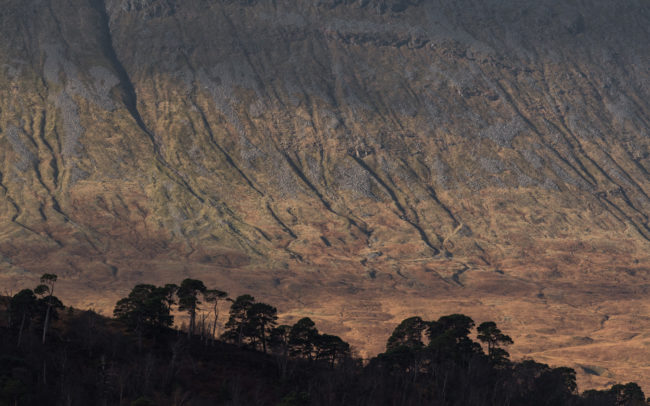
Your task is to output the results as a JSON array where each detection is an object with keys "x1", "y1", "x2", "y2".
[{"x1": 0, "y1": 0, "x2": 648, "y2": 390}]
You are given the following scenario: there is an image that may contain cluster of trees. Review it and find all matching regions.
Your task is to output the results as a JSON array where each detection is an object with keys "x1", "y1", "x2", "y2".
[
  {"x1": 7, "y1": 274, "x2": 61, "y2": 346},
  {"x1": 583, "y1": 383, "x2": 648, "y2": 406},
  {"x1": 366, "y1": 314, "x2": 648, "y2": 406},
  {"x1": 1, "y1": 276, "x2": 648, "y2": 406},
  {"x1": 372, "y1": 314, "x2": 580, "y2": 405},
  {"x1": 113, "y1": 279, "x2": 228, "y2": 347},
  {"x1": 384, "y1": 314, "x2": 517, "y2": 371},
  {"x1": 113, "y1": 281, "x2": 352, "y2": 366},
  {"x1": 221, "y1": 295, "x2": 350, "y2": 365}
]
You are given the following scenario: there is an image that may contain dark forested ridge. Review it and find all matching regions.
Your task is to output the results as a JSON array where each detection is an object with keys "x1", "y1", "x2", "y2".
[{"x1": 0, "y1": 276, "x2": 647, "y2": 406}]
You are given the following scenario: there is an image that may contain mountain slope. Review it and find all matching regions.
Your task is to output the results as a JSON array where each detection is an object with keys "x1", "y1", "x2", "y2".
[{"x1": 0, "y1": 0, "x2": 648, "y2": 390}]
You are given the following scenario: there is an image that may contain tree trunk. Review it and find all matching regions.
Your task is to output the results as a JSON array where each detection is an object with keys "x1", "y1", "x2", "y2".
[
  {"x1": 42, "y1": 304, "x2": 52, "y2": 344},
  {"x1": 261, "y1": 323, "x2": 267, "y2": 354},
  {"x1": 17, "y1": 311, "x2": 26, "y2": 347},
  {"x1": 211, "y1": 317, "x2": 217, "y2": 345},
  {"x1": 137, "y1": 323, "x2": 143, "y2": 351},
  {"x1": 237, "y1": 324, "x2": 244, "y2": 347},
  {"x1": 211, "y1": 301, "x2": 220, "y2": 345},
  {"x1": 188, "y1": 308, "x2": 195, "y2": 338},
  {"x1": 200, "y1": 313, "x2": 207, "y2": 345},
  {"x1": 6, "y1": 298, "x2": 11, "y2": 327}
]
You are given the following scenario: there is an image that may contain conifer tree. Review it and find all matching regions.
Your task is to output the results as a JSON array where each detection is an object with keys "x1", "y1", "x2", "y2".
[
  {"x1": 222, "y1": 294, "x2": 255, "y2": 346},
  {"x1": 477, "y1": 321, "x2": 513, "y2": 364},
  {"x1": 114, "y1": 284, "x2": 174, "y2": 348},
  {"x1": 386, "y1": 316, "x2": 427, "y2": 352},
  {"x1": 34, "y1": 273, "x2": 58, "y2": 344},
  {"x1": 203, "y1": 289, "x2": 228, "y2": 341},
  {"x1": 247, "y1": 302, "x2": 277, "y2": 353},
  {"x1": 10, "y1": 289, "x2": 36, "y2": 347},
  {"x1": 289, "y1": 317, "x2": 319, "y2": 360},
  {"x1": 177, "y1": 279, "x2": 207, "y2": 338}
]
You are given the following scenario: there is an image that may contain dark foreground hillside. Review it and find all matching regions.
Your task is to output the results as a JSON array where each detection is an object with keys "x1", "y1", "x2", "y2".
[{"x1": 0, "y1": 285, "x2": 647, "y2": 406}]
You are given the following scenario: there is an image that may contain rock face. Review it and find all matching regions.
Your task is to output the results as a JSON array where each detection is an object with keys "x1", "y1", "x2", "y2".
[{"x1": 1, "y1": 0, "x2": 648, "y2": 390}]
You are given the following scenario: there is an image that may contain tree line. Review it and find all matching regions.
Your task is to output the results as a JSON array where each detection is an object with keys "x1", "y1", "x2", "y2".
[
  {"x1": 1, "y1": 275, "x2": 648, "y2": 406},
  {"x1": 111, "y1": 279, "x2": 351, "y2": 366}
]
